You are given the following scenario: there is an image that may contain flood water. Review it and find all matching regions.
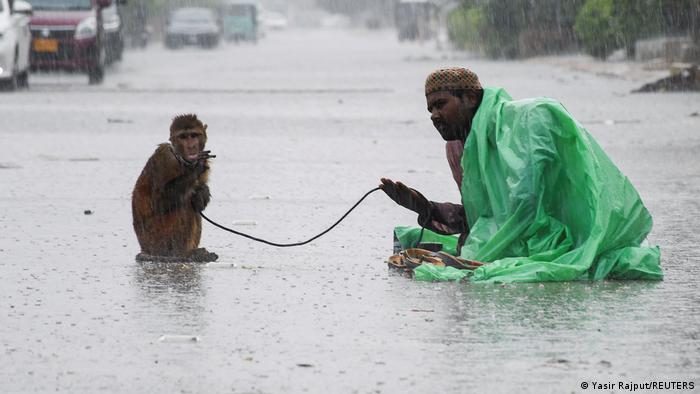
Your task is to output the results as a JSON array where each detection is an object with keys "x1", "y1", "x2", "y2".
[{"x1": 1, "y1": 28, "x2": 699, "y2": 393}]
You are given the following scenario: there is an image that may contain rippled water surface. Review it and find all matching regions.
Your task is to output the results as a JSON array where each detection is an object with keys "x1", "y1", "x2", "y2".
[{"x1": 1, "y1": 29, "x2": 699, "y2": 393}]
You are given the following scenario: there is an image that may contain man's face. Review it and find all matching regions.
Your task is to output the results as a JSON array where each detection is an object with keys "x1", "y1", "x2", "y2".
[{"x1": 426, "y1": 91, "x2": 475, "y2": 141}]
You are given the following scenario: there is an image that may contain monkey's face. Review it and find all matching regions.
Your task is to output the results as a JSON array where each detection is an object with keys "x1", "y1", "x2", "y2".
[{"x1": 173, "y1": 129, "x2": 206, "y2": 162}]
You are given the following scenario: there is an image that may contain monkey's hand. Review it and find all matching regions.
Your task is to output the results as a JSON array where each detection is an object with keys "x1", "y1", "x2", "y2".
[
  {"x1": 197, "y1": 150, "x2": 216, "y2": 161},
  {"x1": 192, "y1": 184, "x2": 211, "y2": 212},
  {"x1": 183, "y1": 151, "x2": 215, "y2": 171},
  {"x1": 186, "y1": 151, "x2": 215, "y2": 176},
  {"x1": 197, "y1": 151, "x2": 215, "y2": 176}
]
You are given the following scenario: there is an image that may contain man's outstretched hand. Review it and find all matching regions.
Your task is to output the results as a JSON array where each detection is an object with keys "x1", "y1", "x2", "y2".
[{"x1": 379, "y1": 178, "x2": 432, "y2": 219}]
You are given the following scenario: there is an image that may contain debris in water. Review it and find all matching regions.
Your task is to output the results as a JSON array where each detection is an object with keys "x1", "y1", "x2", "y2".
[
  {"x1": 249, "y1": 195, "x2": 271, "y2": 200},
  {"x1": 107, "y1": 118, "x2": 134, "y2": 124},
  {"x1": 231, "y1": 220, "x2": 257, "y2": 226},
  {"x1": 583, "y1": 119, "x2": 640, "y2": 125},
  {"x1": 136, "y1": 246, "x2": 217, "y2": 263},
  {"x1": 68, "y1": 157, "x2": 100, "y2": 162},
  {"x1": 296, "y1": 363, "x2": 313, "y2": 368},
  {"x1": 0, "y1": 162, "x2": 21, "y2": 169},
  {"x1": 690, "y1": 112, "x2": 699, "y2": 117},
  {"x1": 205, "y1": 262, "x2": 237, "y2": 269},
  {"x1": 546, "y1": 358, "x2": 571, "y2": 366},
  {"x1": 633, "y1": 63, "x2": 699, "y2": 93},
  {"x1": 158, "y1": 335, "x2": 200, "y2": 343},
  {"x1": 84, "y1": 210, "x2": 93, "y2": 215},
  {"x1": 39, "y1": 155, "x2": 99, "y2": 162}
]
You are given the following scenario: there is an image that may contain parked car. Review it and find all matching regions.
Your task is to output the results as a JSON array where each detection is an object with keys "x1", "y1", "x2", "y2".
[
  {"x1": 0, "y1": 0, "x2": 32, "y2": 90},
  {"x1": 221, "y1": 0, "x2": 259, "y2": 43},
  {"x1": 101, "y1": 2, "x2": 123, "y2": 63},
  {"x1": 261, "y1": 10, "x2": 287, "y2": 31},
  {"x1": 165, "y1": 7, "x2": 221, "y2": 49},
  {"x1": 26, "y1": 0, "x2": 125, "y2": 85}
]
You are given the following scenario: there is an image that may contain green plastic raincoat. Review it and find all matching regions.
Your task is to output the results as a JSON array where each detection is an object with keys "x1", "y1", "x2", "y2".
[{"x1": 397, "y1": 87, "x2": 662, "y2": 283}]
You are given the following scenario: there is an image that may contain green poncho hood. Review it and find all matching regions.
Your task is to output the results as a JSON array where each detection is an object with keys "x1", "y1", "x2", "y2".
[{"x1": 402, "y1": 87, "x2": 662, "y2": 283}]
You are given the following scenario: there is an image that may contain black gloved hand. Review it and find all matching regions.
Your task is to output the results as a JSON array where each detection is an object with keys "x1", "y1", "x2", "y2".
[{"x1": 379, "y1": 178, "x2": 432, "y2": 221}]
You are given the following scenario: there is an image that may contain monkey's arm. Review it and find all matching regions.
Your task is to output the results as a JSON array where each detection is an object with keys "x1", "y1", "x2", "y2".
[{"x1": 150, "y1": 145, "x2": 202, "y2": 214}]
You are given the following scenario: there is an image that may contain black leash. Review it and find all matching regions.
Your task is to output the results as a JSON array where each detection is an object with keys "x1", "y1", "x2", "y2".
[{"x1": 199, "y1": 187, "x2": 381, "y2": 247}]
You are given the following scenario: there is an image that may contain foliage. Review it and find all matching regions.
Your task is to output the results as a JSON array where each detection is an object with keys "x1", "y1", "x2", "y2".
[
  {"x1": 575, "y1": 0, "x2": 700, "y2": 59},
  {"x1": 447, "y1": 1, "x2": 522, "y2": 59},
  {"x1": 478, "y1": 0, "x2": 524, "y2": 58},
  {"x1": 573, "y1": 0, "x2": 618, "y2": 59},
  {"x1": 612, "y1": 0, "x2": 656, "y2": 57},
  {"x1": 517, "y1": 0, "x2": 587, "y2": 56},
  {"x1": 449, "y1": 0, "x2": 699, "y2": 59},
  {"x1": 447, "y1": 5, "x2": 484, "y2": 52},
  {"x1": 448, "y1": 0, "x2": 585, "y2": 59},
  {"x1": 653, "y1": 0, "x2": 700, "y2": 42}
]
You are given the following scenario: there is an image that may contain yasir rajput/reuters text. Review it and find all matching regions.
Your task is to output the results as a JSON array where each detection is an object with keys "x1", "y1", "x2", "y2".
[{"x1": 581, "y1": 381, "x2": 695, "y2": 391}]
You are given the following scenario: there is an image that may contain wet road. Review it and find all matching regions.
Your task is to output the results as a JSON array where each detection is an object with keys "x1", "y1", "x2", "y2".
[{"x1": 1, "y1": 28, "x2": 699, "y2": 393}]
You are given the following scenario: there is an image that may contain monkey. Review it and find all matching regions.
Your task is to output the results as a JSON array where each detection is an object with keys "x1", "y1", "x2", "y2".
[{"x1": 132, "y1": 114, "x2": 218, "y2": 262}]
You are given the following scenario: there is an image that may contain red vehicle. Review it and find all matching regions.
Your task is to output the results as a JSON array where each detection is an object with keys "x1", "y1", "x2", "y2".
[{"x1": 27, "y1": 0, "x2": 124, "y2": 84}]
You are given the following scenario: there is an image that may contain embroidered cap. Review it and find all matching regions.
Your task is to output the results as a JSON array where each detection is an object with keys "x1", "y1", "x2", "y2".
[{"x1": 425, "y1": 67, "x2": 482, "y2": 96}]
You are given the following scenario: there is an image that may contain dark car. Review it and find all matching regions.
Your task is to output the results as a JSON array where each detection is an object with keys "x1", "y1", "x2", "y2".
[
  {"x1": 27, "y1": 0, "x2": 126, "y2": 84},
  {"x1": 165, "y1": 7, "x2": 221, "y2": 49}
]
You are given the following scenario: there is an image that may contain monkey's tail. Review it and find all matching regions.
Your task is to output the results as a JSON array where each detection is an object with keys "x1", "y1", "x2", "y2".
[{"x1": 199, "y1": 187, "x2": 381, "y2": 247}]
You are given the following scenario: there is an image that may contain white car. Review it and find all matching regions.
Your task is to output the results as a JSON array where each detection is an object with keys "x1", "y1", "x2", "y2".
[
  {"x1": 0, "y1": 0, "x2": 32, "y2": 90},
  {"x1": 261, "y1": 11, "x2": 288, "y2": 31}
]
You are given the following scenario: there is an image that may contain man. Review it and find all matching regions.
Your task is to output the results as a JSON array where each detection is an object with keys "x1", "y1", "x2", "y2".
[{"x1": 380, "y1": 67, "x2": 662, "y2": 283}]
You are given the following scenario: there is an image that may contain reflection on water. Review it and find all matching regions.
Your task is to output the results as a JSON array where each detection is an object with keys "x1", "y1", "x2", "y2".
[
  {"x1": 453, "y1": 281, "x2": 659, "y2": 331},
  {"x1": 135, "y1": 261, "x2": 205, "y2": 296},
  {"x1": 133, "y1": 261, "x2": 208, "y2": 331},
  {"x1": 411, "y1": 280, "x2": 679, "y2": 391}
]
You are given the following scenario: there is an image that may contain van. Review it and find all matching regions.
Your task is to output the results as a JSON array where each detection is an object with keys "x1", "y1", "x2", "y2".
[{"x1": 222, "y1": 0, "x2": 259, "y2": 43}]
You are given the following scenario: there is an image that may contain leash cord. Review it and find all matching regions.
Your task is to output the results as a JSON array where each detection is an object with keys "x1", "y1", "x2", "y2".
[{"x1": 199, "y1": 187, "x2": 381, "y2": 247}]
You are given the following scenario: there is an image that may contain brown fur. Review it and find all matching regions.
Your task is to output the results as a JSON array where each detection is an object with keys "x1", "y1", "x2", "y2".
[{"x1": 132, "y1": 114, "x2": 213, "y2": 258}]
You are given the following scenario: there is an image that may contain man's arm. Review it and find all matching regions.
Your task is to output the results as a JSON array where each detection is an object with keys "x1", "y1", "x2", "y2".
[
  {"x1": 380, "y1": 178, "x2": 468, "y2": 235},
  {"x1": 419, "y1": 201, "x2": 468, "y2": 235}
]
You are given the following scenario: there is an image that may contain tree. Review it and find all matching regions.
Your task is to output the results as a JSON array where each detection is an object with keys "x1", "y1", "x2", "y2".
[{"x1": 574, "y1": 0, "x2": 618, "y2": 59}]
